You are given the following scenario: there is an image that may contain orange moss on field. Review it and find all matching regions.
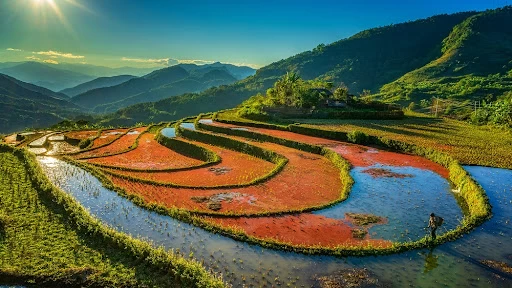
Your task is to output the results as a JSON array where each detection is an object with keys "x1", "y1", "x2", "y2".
[
  {"x1": 64, "y1": 130, "x2": 97, "y2": 141},
  {"x1": 76, "y1": 127, "x2": 146, "y2": 158},
  {"x1": 207, "y1": 121, "x2": 449, "y2": 178},
  {"x1": 90, "y1": 128, "x2": 129, "y2": 148},
  {"x1": 85, "y1": 133, "x2": 202, "y2": 170},
  {"x1": 202, "y1": 214, "x2": 392, "y2": 248},
  {"x1": 103, "y1": 137, "x2": 275, "y2": 186},
  {"x1": 107, "y1": 141, "x2": 343, "y2": 214}
]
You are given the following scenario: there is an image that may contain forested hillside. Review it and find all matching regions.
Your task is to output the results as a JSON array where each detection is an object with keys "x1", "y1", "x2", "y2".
[{"x1": 101, "y1": 11, "x2": 484, "y2": 126}]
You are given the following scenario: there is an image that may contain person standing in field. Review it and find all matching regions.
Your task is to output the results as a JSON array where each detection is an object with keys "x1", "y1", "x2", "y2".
[{"x1": 428, "y1": 213, "x2": 439, "y2": 240}]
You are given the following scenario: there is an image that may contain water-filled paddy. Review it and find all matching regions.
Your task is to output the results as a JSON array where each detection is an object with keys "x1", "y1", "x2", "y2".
[
  {"x1": 315, "y1": 164, "x2": 464, "y2": 242},
  {"x1": 160, "y1": 127, "x2": 176, "y2": 138},
  {"x1": 39, "y1": 157, "x2": 512, "y2": 287}
]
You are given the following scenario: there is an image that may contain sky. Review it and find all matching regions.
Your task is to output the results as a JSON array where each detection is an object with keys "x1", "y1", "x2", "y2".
[{"x1": 0, "y1": 0, "x2": 509, "y2": 69}]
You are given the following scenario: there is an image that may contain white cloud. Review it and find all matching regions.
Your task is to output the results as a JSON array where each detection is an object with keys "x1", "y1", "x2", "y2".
[
  {"x1": 26, "y1": 56, "x2": 41, "y2": 61},
  {"x1": 121, "y1": 57, "x2": 178, "y2": 66},
  {"x1": 6, "y1": 48, "x2": 23, "y2": 52},
  {"x1": 178, "y1": 59, "x2": 215, "y2": 65},
  {"x1": 34, "y1": 50, "x2": 85, "y2": 59},
  {"x1": 43, "y1": 59, "x2": 59, "y2": 65}
]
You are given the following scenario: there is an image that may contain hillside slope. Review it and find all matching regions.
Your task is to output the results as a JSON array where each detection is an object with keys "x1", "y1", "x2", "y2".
[
  {"x1": 0, "y1": 74, "x2": 83, "y2": 133},
  {"x1": 60, "y1": 75, "x2": 136, "y2": 97},
  {"x1": 376, "y1": 6, "x2": 512, "y2": 104},
  {"x1": 0, "y1": 62, "x2": 94, "y2": 91},
  {"x1": 101, "y1": 11, "x2": 477, "y2": 126}
]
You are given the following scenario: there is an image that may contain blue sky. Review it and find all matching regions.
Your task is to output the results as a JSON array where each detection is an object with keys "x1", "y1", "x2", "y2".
[{"x1": 0, "y1": 0, "x2": 509, "y2": 68}]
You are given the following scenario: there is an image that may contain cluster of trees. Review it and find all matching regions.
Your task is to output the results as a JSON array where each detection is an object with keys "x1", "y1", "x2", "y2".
[
  {"x1": 265, "y1": 72, "x2": 350, "y2": 108},
  {"x1": 470, "y1": 91, "x2": 512, "y2": 127}
]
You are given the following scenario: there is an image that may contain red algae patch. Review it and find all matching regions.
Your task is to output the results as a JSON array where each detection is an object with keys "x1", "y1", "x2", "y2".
[
  {"x1": 206, "y1": 121, "x2": 450, "y2": 178},
  {"x1": 362, "y1": 168, "x2": 413, "y2": 178},
  {"x1": 76, "y1": 127, "x2": 146, "y2": 158},
  {"x1": 64, "y1": 130, "x2": 97, "y2": 141},
  {"x1": 102, "y1": 138, "x2": 275, "y2": 186},
  {"x1": 90, "y1": 128, "x2": 129, "y2": 148},
  {"x1": 329, "y1": 143, "x2": 449, "y2": 178},
  {"x1": 106, "y1": 141, "x2": 343, "y2": 214},
  {"x1": 202, "y1": 214, "x2": 392, "y2": 248},
  {"x1": 85, "y1": 133, "x2": 202, "y2": 170}
]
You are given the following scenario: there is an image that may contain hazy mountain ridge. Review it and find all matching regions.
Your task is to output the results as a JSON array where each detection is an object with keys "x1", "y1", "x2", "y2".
[
  {"x1": 93, "y1": 68, "x2": 237, "y2": 113},
  {"x1": 60, "y1": 75, "x2": 137, "y2": 97},
  {"x1": 71, "y1": 63, "x2": 244, "y2": 112},
  {"x1": 0, "y1": 74, "x2": 83, "y2": 133},
  {"x1": 0, "y1": 62, "x2": 95, "y2": 91}
]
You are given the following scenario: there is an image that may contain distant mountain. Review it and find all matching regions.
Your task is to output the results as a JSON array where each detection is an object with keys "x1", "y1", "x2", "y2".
[
  {"x1": 1, "y1": 74, "x2": 69, "y2": 100},
  {"x1": 60, "y1": 75, "x2": 137, "y2": 97},
  {"x1": 72, "y1": 65, "x2": 190, "y2": 109},
  {"x1": 94, "y1": 68, "x2": 237, "y2": 113},
  {"x1": 0, "y1": 74, "x2": 83, "y2": 133},
  {"x1": 178, "y1": 62, "x2": 256, "y2": 80},
  {"x1": 0, "y1": 62, "x2": 95, "y2": 91},
  {"x1": 72, "y1": 64, "x2": 240, "y2": 113},
  {"x1": 54, "y1": 62, "x2": 156, "y2": 77}
]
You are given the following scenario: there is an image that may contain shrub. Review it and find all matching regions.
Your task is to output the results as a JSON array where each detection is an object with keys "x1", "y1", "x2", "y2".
[
  {"x1": 78, "y1": 138, "x2": 92, "y2": 149},
  {"x1": 347, "y1": 130, "x2": 370, "y2": 144}
]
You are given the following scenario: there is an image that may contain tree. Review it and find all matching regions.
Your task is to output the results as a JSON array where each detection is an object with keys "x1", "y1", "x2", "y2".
[{"x1": 333, "y1": 84, "x2": 350, "y2": 102}]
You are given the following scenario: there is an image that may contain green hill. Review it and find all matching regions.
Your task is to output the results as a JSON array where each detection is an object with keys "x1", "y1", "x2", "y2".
[
  {"x1": 101, "y1": 7, "x2": 512, "y2": 126},
  {"x1": 376, "y1": 6, "x2": 512, "y2": 104}
]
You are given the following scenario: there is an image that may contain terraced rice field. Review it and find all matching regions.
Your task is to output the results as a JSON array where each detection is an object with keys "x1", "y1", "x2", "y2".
[{"x1": 30, "y1": 117, "x2": 509, "y2": 287}]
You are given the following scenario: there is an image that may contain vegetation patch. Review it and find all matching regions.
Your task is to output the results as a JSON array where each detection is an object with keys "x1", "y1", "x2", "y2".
[
  {"x1": 480, "y1": 260, "x2": 512, "y2": 275},
  {"x1": 362, "y1": 168, "x2": 413, "y2": 178},
  {"x1": 345, "y1": 213, "x2": 385, "y2": 226},
  {"x1": 350, "y1": 229, "x2": 368, "y2": 239},
  {"x1": 315, "y1": 268, "x2": 386, "y2": 288}
]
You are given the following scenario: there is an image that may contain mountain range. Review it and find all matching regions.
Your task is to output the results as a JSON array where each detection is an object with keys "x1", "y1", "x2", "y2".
[
  {"x1": 99, "y1": 6, "x2": 512, "y2": 126},
  {"x1": 71, "y1": 64, "x2": 241, "y2": 113}
]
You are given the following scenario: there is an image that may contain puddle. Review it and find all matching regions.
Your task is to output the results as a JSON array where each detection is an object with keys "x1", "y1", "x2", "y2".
[
  {"x1": 126, "y1": 130, "x2": 140, "y2": 135},
  {"x1": 180, "y1": 122, "x2": 196, "y2": 130},
  {"x1": 198, "y1": 119, "x2": 213, "y2": 124},
  {"x1": 231, "y1": 127, "x2": 249, "y2": 131},
  {"x1": 160, "y1": 128, "x2": 176, "y2": 138},
  {"x1": 38, "y1": 157, "x2": 512, "y2": 287},
  {"x1": 27, "y1": 147, "x2": 47, "y2": 155}
]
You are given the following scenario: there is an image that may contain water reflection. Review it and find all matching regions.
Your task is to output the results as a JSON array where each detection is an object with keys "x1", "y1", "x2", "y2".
[{"x1": 38, "y1": 157, "x2": 512, "y2": 287}]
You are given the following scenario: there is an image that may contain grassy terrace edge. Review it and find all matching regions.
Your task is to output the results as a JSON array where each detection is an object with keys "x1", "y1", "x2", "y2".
[{"x1": 0, "y1": 144, "x2": 225, "y2": 288}]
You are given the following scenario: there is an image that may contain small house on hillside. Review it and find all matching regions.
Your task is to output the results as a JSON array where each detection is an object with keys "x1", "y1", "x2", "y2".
[{"x1": 324, "y1": 99, "x2": 347, "y2": 108}]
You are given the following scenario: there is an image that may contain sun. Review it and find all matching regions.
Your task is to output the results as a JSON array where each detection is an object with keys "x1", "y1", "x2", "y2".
[{"x1": 33, "y1": 0, "x2": 54, "y2": 4}]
